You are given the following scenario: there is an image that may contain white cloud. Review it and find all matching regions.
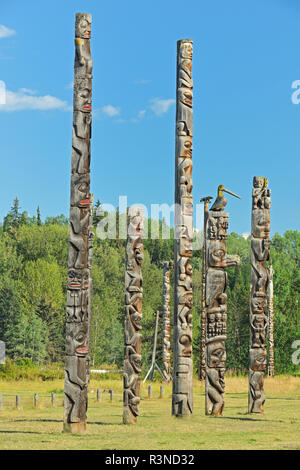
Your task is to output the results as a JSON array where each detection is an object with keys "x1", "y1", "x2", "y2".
[
  {"x1": 0, "y1": 25, "x2": 16, "y2": 39},
  {"x1": 0, "y1": 88, "x2": 69, "y2": 112},
  {"x1": 101, "y1": 104, "x2": 121, "y2": 117},
  {"x1": 18, "y1": 88, "x2": 36, "y2": 95},
  {"x1": 149, "y1": 98, "x2": 175, "y2": 116},
  {"x1": 242, "y1": 232, "x2": 250, "y2": 240}
]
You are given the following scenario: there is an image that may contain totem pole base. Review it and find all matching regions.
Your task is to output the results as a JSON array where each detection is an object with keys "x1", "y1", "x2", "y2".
[
  {"x1": 123, "y1": 409, "x2": 137, "y2": 425},
  {"x1": 63, "y1": 420, "x2": 87, "y2": 434},
  {"x1": 172, "y1": 411, "x2": 192, "y2": 419}
]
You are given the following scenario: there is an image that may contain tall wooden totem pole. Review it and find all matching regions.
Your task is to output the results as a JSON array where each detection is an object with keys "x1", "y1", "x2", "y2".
[
  {"x1": 123, "y1": 207, "x2": 144, "y2": 424},
  {"x1": 268, "y1": 265, "x2": 274, "y2": 377},
  {"x1": 249, "y1": 177, "x2": 271, "y2": 413},
  {"x1": 199, "y1": 196, "x2": 213, "y2": 381},
  {"x1": 205, "y1": 185, "x2": 240, "y2": 415},
  {"x1": 172, "y1": 39, "x2": 194, "y2": 417},
  {"x1": 162, "y1": 261, "x2": 172, "y2": 384},
  {"x1": 63, "y1": 13, "x2": 93, "y2": 434}
]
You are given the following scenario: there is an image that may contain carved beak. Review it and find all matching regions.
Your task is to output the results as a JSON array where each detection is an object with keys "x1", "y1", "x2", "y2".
[{"x1": 223, "y1": 187, "x2": 241, "y2": 199}]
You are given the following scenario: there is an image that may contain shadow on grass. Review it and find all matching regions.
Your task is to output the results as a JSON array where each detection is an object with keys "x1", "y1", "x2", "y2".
[
  {"x1": 11, "y1": 419, "x2": 62, "y2": 423},
  {"x1": 0, "y1": 430, "x2": 42, "y2": 434},
  {"x1": 267, "y1": 397, "x2": 300, "y2": 401},
  {"x1": 218, "y1": 414, "x2": 284, "y2": 423},
  {"x1": 88, "y1": 421, "x2": 123, "y2": 426}
]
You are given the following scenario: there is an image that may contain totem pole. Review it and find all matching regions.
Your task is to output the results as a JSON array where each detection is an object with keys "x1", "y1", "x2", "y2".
[
  {"x1": 162, "y1": 261, "x2": 172, "y2": 383},
  {"x1": 199, "y1": 196, "x2": 213, "y2": 381},
  {"x1": 205, "y1": 185, "x2": 240, "y2": 415},
  {"x1": 249, "y1": 177, "x2": 271, "y2": 413},
  {"x1": 123, "y1": 207, "x2": 144, "y2": 424},
  {"x1": 87, "y1": 194, "x2": 94, "y2": 384},
  {"x1": 63, "y1": 13, "x2": 92, "y2": 435},
  {"x1": 268, "y1": 265, "x2": 274, "y2": 377},
  {"x1": 172, "y1": 39, "x2": 194, "y2": 417}
]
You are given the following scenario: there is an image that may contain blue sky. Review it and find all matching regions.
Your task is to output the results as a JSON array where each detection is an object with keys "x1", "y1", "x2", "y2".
[{"x1": 0, "y1": 0, "x2": 299, "y2": 236}]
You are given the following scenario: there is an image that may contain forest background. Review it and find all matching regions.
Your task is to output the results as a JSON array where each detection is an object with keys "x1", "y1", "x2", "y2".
[{"x1": 0, "y1": 197, "x2": 299, "y2": 378}]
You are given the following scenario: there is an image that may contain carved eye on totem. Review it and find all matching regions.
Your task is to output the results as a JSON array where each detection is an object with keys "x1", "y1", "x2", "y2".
[
  {"x1": 75, "y1": 326, "x2": 88, "y2": 356},
  {"x1": 75, "y1": 87, "x2": 92, "y2": 112},
  {"x1": 78, "y1": 19, "x2": 91, "y2": 38},
  {"x1": 250, "y1": 349, "x2": 267, "y2": 370},
  {"x1": 178, "y1": 135, "x2": 193, "y2": 158},
  {"x1": 211, "y1": 249, "x2": 225, "y2": 264}
]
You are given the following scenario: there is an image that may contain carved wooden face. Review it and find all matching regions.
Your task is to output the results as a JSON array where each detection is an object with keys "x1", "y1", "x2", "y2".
[
  {"x1": 253, "y1": 176, "x2": 264, "y2": 189},
  {"x1": 178, "y1": 135, "x2": 193, "y2": 158},
  {"x1": 75, "y1": 14, "x2": 92, "y2": 39},
  {"x1": 65, "y1": 322, "x2": 88, "y2": 356},
  {"x1": 251, "y1": 296, "x2": 266, "y2": 314},
  {"x1": 67, "y1": 268, "x2": 89, "y2": 289},
  {"x1": 207, "y1": 341, "x2": 226, "y2": 367},
  {"x1": 74, "y1": 79, "x2": 92, "y2": 112},
  {"x1": 70, "y1": 174, "x2": 90, "y2": 207},
  {"x1": 252, "y1": 209, "x2": 270, "y2": 238},
  {"x1": 184, "y1": 260, "x2": 192, "y2": 276},
  {"x1": 129, "y1": 353, "x2": 142, "y2": 373},
  {"x1": 180, "y1": 42, "x2": 193, "y2": 59},
  {"x1": 252, "y1": 314, "x2": 267, "y2": 329},
  {"x1": 250, "y1": 348, "x2": 267, "y2": 371}
]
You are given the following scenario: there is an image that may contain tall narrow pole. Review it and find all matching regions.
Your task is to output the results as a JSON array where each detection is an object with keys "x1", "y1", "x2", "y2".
[
  {"x1": 150, "y1": 311, "x2": 160, "y2": 381},
  {"x1": 199, "y1": 197, "x2": 212, "y2": 381},
  {"x1": 172, "y1": 39, "x2": 194, "y2": 417},
  {"x1": 123, "y1": 207, "x2": 144, "y2": 424},
  {"x1": 249, "y1": 177, "x2": 271, "y2": 413},
  {"x1": 205, "y1": 206, "x2": 240, "y2": 415},
  {"x1": 63, "y1": 12, "x2": 92, "y2": 435},
  {"x1": 87, "y1": 194, "x2": 94, "y2": 384},
  {"x1": 268, "y1": 265, "x2": 274, "y2": 377},
  {"x1": 162, "y1": 261, "x2": 172, "y2": 384}
]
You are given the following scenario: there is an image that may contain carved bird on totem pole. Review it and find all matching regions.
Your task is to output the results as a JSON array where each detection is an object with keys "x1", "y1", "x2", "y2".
[{"x1": 210, "y1": 184, "x2": 241, "y2": 211}]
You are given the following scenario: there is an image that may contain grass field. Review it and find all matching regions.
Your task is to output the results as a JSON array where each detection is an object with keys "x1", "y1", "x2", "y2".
[{"x1": 0, "y1": 375, "x2": 299, "y2": 450}]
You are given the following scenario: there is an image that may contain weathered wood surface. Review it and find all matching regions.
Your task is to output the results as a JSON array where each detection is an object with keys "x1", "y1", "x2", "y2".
[
  {"x1": 204, "y1": 210, "x2": 240, "y2": 415},
  {"x1": 123, "y1": 207, "x2": 144, "y2": 424},
  {"x1": 63, "y1": 13, "x2": 92, "y2": 435},
  {"x1": 172, "y1": 39, "x2": 194, "y2": 417},
  {"x1": 162, "y1": 262, "x2": 172, "y2": 384},
  {"x1": 249, "y1": 177, "x2": 271, "y2": 413}
]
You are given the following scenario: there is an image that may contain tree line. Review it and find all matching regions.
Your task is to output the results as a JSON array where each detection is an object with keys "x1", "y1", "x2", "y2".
[{"x1": 0, "y1": 197, "x2": 299, "y2": 376}]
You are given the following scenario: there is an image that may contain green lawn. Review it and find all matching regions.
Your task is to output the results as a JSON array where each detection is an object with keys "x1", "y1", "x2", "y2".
[{"x1": 0, "y1": 375, "x2": 299, "y2": 450}]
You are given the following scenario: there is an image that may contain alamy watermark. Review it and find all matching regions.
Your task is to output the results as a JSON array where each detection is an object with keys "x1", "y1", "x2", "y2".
[
  {"x1": 0, "y1": 80, "x2": 6, "y2": 105},
  {"x1": 291, "y1": 340, "x2": 300, "y2": 365},
  {"x1": 95, "y1": 195, "x2": 204, "y2": 250}
]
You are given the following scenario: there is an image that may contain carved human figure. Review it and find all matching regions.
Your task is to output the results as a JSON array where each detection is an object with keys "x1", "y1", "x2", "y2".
[
  {"x1": 205, "y1": 209, "x2": 240, "y2": 415},
  {"x1": 173, "y1": 39, "x2": 193, "y2": 417},
  {"x1": 162, "y1": 261, "x2": 172, "y2": 383},
  {"x1": 123, "y1": 207, "x2": 144, "y2": 424},
  {"x1": 64, "y1": 12, "x2": 92, "y2": 435},
  {"x1": 249, "y1": 177, "x2": 270, "y2": 413}
]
